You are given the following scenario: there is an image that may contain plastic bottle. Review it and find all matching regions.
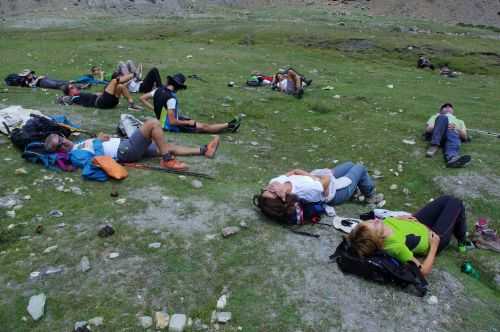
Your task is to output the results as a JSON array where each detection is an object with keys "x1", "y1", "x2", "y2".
[{"x1": 461, "y1": 261, "x2": 480, "y2": 279}]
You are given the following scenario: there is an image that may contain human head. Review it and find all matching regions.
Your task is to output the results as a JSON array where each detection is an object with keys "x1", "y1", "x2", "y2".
[
  {"x1": 253, "y1": 191, "x2": 299, "y2": 223},
  {"x1": 440, "y1": 103, "x2": 454, "y2": 114},
  {"x1": 262, "y1": 181, "x2": 288, "y2": 201},
  {"x1": 90, "y1": 66, "x2": 101, "y2": 75},
  {"x1": 346, "y1": 220, "x2": 385, "y2": 257},
  {"x1": 44, "y1": 133, "x2": 74, "y2": 153},
  {"x1": 167, "y1": 73, "x2": 187, "y2": 91},
  {"x1": 18, "y1": 69, "x2": 34, "y2": 80},
  {"x1": 61, "y1": 84, "x2": 79, "y2": 96}
]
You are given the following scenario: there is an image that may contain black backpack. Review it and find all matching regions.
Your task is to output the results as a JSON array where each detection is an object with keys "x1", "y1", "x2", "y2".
[
  {"x1": 4, "y1": 73, "x2": 23, "y2": 86},
  {"x1": 10, "y1": 114, "x2": 72, "y2": 149},
  {"x1": 330, "y1": 239, "x2": 428, "y2": 296}
]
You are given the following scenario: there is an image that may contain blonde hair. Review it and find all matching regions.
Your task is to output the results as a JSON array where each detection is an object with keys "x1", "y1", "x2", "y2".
[{"x1": 347, "y1": 223, "x2": 384, "y2": 257}]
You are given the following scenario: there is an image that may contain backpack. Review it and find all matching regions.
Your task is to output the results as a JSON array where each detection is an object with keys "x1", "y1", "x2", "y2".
[
  {"x1": 330, "y1": 239, "x2": 428, "y2": 296},
  {"x1": 10, "y1": 114, "x2": 72, "y2": 149},
  {"x1": 4, "y1": 74, "x2": 22, "y2": 86}
]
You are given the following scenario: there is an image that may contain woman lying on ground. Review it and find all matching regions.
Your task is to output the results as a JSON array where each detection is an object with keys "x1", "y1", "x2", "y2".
[
  {"x1": 260, "y1": 161, "x2": 384, "y2": 207},
  {"x1": 347, "y1": 195, "x2": 468, "y2": 276}
]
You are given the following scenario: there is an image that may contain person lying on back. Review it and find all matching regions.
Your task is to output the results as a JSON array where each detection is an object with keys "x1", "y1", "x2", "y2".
[
  {"x1": 62, "y1": 73, "x2": 142, "y2": 111},
  {"x1": 140, "y1": 73, "x2": 241, "y2": 134},
  {"x1": 271, "y1": 67, "x2": 312, "y2": 98},
  {"x1": 44, "y1": 119, "x2": 220, "y2": 171},
  {"x1": 16, "y1": 69, "x2": 87, "y2": 90}
]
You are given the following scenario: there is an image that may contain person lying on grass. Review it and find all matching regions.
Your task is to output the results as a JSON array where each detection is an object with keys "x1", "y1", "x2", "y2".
[
  {"x1": 16, "y1": 69, "x2": 88, "y2": 90},
  {"x1": 74, "y1": 66, "x2": 109, "y2": 86},
  {"x1": 140, "y1": 73, "x2": 241, "y2": 134},
  {"x1": 44, "y1": 119, "x2": 220, "y2": 171},
  {"x1": 271, "y1": 67, "x2": 312, "y2": 99},
  {"x1": 259, "y1": 161, "x2": 384, "y2": 208},
  {"x1": 114, "y1": 60, "x2": 161, "y2": 94},
  {"x1": 62, "y1": 73, "x2": 143, "y2": 111},
  {"x1": 425, "y1": 103, "x2": 471, "y2": 168},
  {"x1": 347, "y1": 195, "x2": 469, "y2": 277}
]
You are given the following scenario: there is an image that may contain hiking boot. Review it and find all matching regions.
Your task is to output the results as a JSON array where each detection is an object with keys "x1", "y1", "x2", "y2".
[
  {"x1": 128, "y1": 102, "x2": 143, "y2": 112},
  {"x1": 159, "y1": 158, "x2": 187, "y2": 171},
  {"x1": 304, "y1": 79, "x2": 313, "y2": 87},
  {"x1": 365, "y1": 193, "x2": 384, "y2": 205},
  {"x1": 474, "y1": 229, "x2": 500, "y2": 253},
  {"x1": 446, "y1": 155, "x2": 471, "y2": 168},
  {"x1": 426, "y1": 145, "x2": 439, "y2": 158},
  {"x1": 204, "y1": 135, "x2": 220, "y2": 158},
  {"x1": 228, "y1": 117, "x2": 242, "y2": 133}
]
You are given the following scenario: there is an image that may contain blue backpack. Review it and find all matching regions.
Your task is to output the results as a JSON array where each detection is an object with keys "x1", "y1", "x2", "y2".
[{"x1": 22, "y1": 142, "x2": 58, "y2": 168}]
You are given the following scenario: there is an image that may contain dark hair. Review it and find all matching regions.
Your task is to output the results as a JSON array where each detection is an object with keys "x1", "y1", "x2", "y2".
[
  {"x1": 111, "y1": 71, "x2": 120, "y2": 80},
  {"x1": 253, "y1": 192, "x2": 299, "y2": 223},
  {"x1": 61, "y1": 84, "x2": 70, "y2": 96},
  {"x1": 440, "y1": 103, "x2": 453, "y2": 111},
  {"x1": 90, "y1": 66, "x2": 99, "y2": 73},
  {"x1": 346, "y1": 223, "x2": 384, "y2": 257}
]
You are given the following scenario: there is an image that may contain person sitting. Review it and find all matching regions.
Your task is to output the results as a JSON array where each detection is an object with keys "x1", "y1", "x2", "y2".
[
  {"x1": 347, "y1": 195, "x2": 468, "y2": 276},
  {"x1": 16, "y1": 69, "x2": 86, "y2": 90},
  {"x1": 259, "y1": 161, "x2": 384, "y2": 207},
  {"x1": 416, "y1": 56, "x2": 435, "y2": 70},
  {"x1": 74, "y1": 66, "x2": 109, "y2": 86},
  {"x1": 44, "y1": 119, "x2": 220, "y2": 171},
  {"x1": 62, "y1": 73, "x2": 142, "y2": 111},
  {"x1": 140, "y1": 73, "x2": 241, "y2": 133},
  {"x1": 425, "y1": 103, "x2": 470, "y2": 168},
  {"x1": 271, "y1": 68, "x2": 312, "y2": 98},
  {"x1": 439, "y1": 65, "x2": 460, "y2": 78},
  {"x1": 127, "y1": 66, "x2": 162, "y2": 94}
]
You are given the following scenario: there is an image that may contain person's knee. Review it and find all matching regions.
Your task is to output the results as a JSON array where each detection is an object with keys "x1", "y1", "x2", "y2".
[
  {"x1": 342, "y1": 161, "x2": 354, "y2": 169},
  {"x1": 436, "y1": 114, "x2": 449, "y2": 123},
  {"x1": 146, "y1": 119, "x2": 161, "y2": 127}
]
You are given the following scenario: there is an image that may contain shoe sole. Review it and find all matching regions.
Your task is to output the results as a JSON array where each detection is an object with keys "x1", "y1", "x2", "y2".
[
  {"x1": 205, "y1": 136, "x2": 220, "y2": 158},
  {"x1": 447, "y1": 155, "x2": 471, "y2": 168}
]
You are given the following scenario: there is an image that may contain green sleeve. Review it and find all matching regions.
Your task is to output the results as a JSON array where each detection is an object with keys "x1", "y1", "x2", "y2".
[{"x1": 426, "y1": 114, "x2": 437, "y2": 127}]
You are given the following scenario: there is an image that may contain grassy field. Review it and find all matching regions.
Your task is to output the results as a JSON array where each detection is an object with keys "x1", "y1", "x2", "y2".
[{"x1": 0, "y1": 5, "x2": 499, "y2": 331}]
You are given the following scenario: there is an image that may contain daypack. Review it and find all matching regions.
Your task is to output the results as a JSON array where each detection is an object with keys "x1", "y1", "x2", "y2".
[
  {"x1": 4, "y1": 74, "x2": 22, "y2": 86},
  {"x1": 21, "y1": 142, "x2": 73, "y2": 171},
  {"x1": 10, "y1": 114, "x2": 72, "y2": 149},
  {"x1": 330, "y1": 239, "x2": 428, "y2": 296}
]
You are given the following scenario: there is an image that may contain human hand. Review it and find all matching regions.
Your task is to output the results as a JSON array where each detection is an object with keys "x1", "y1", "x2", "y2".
[
  {"x1": 97, "y1": 133, "x2": 111, "y2": 141},
  {"x1": 430, "y1": 231, "x2": 440, "y2": 248},
  {"x1": 399, "y1": 214, "x2": 417, "y2": 221},
  {"x1": 448, "y1": 123, "x2": 456, "y2": 130}
]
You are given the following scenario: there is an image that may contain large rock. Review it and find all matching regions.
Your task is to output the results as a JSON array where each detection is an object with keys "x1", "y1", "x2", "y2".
[
  {"x1": 138, "y1": 315, "x2": 153, "y2": 329},
  {"x1": 27, "y1": 293, "x2": 46, "y2": 321},
  {"x1": 80, "y1": 256, "x2": 91, "y2": 272},
  {"x1": 169, "y1": 314, "x2": 187, "y2": 332}
]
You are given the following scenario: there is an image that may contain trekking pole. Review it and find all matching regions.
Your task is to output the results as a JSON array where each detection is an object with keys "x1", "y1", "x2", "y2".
[
  {"x1": 121, "y1": 162, "x2": 215, "y2": 179},
  {"x1": 468, "y1": 128, "x2": 500, "y2": 138},
  {"x1": 187, "y1": 74, "x2": 208, "y2": 83}
]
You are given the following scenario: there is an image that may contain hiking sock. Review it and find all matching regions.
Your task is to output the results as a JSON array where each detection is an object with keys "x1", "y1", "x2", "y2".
[{"x1": 200, "y1": 145, "x2": 208, "y2": 156}]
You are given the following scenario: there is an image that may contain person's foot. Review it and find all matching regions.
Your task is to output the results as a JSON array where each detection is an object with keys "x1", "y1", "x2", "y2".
[
  {"x1": 228, "y1": 117, "x2": 242, "y2": 133},
  {"x1": 304, "y1": 79, "x2": 313, "y2": 86},
  {"x1": 128, "y1": 102, "x2": 143, "y2": 112},
  {"x1": 446, "y1": 155, "x2": 471, "y2": 168},
  {"x1": 365, "y1": 193, "x2": 384, "y2": 205},
  {"x1": 159, "y1": 157, "x2": 188, "y2": 171},
  {"x1": 426, "y1": 145, "x2": 439, "y2": 158},
  {"x1": 204, "y1": 135, "x2": 220, "y2": 158}
]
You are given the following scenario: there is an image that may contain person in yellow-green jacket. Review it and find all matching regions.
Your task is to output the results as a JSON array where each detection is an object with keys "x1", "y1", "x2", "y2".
[
  {"x1": 425, "y1": 103, "x2": 471, "y2": 168},
  {"x1": 347, "y1": 195, "x2": 468, "y2": 277}
]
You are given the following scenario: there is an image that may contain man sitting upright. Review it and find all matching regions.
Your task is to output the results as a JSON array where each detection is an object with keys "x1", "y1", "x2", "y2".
[
  {"x1": 140, "y1": 73, "x2": 241, "y2": 133},
  {"x1": 425, "y1": 103, "x2": 471, "y2": 168}
]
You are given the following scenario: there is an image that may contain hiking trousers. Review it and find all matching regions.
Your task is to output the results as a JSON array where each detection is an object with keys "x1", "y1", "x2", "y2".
[
  {"x1": 414, "y1": 195, "x2": 467, "y2": 252},
  {"x1": 37, "y1": 78, "x2": 69, "y2": 90},
  {"x1": 430, "y1": 115, "x2": 461, "y2": 161},
  {"x1": 139, "y1": 67, "x2": 162, "y2": 93},
  {"x1": 329, "y1": 162, "x2": 375, "y2": 205}
]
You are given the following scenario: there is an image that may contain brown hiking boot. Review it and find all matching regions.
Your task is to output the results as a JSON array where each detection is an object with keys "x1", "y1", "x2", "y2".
[
  {"x1": 159, "y1": 158, "x2": 187, "y2": 171},
  {"x1": 426, "y1": 145, "x2": 439, "y2": 158},
  {"x1": 204, "y1": 135, "x2": 220, "y2": 158}
]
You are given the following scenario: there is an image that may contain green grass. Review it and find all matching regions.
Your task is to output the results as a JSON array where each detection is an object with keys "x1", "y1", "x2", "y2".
[{"x1": 0, "y1": 5, "x2": 499, "y2": 331}]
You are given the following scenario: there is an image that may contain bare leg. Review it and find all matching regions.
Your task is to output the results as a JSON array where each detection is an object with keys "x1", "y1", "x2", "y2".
[
  {"x1": 115, "y1": 84, "x2": 134, "y2": 103},
  {"x1": 195, "y1": 122, "x2": 229, "y2": 133},
  {"x1": 287, "y1": 69, "x2": 301, "y2": 91},
  {"x1": 139, "y1": 119, "x2": 201, "y2": 156}
]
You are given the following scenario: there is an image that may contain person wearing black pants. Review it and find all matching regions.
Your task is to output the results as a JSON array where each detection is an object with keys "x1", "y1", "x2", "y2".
[
  {"x1": 138, "y1": 67, "x2": 162, "y2": 93},
  {"x1": 413, "y1": 195, "x2": 467, "y2": 252}
]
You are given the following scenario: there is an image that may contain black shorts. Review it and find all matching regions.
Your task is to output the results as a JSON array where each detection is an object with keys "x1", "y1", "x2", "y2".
[{"x1": 95, "y1": 91, "x2": 119, "y2": 109}]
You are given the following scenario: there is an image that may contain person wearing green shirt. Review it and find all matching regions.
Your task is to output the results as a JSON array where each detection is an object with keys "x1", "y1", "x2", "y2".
[
  {"x1": 347, "y1": 195, "x2": 468, "y2": 277},
  {"x1": 425, "y1": 103, "x2": 471, "y2": 168}
]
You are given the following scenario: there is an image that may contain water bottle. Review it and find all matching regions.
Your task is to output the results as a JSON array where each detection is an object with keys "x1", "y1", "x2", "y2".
[{"x1": 461, "y1": 261, "x2": 480, "y2": 279}]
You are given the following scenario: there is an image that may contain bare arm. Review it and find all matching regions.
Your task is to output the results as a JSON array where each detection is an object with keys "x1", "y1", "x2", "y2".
[
  {"x1": 140, "y1": 93, "x2": 154, "y2": 111},
  {"x1": 118, "y1": 73, "x2": 134, "y2": 84},
  {"x1": 286, "y1": 169, "x2": 311, "y2": 176},
  {"x1": 167, "y1": 109, "x2": 194, "y2": 127},
  {"x1": 412, "y1": 231, "x2": 440, "y2": 277}
]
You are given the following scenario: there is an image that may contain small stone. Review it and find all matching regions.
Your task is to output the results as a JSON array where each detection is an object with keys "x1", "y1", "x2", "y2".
[
  {"x1": 387, "y1": 84, "x2": 394, "y2": 89},
  {"x1": 216, "y1": 312, "x2": 232, "y2": 324},
  {"x1": 390, "y1": 184, "x2": 398, "y2": 190},
  {"x1": 250, "y1": 141, "x2": 259, "y2": 146},
  {"x1": 178, "y1": 175, "x2": 186, "y2": 180},
  {"x1": 109, "y1": 252, "x2": 119, "y2": 259},
  {"x1": 56, "y1": 185, "x2": 65, "y2": 192},
  {"x1": 376, "y1": 200, "x2": 386, "y2": 208},
  {"x1": 45, "y1": 266, "x2": 64, "y2": 275},
  {"x1": 43, "y1": 245, "x2": 58, "y2": 254},
  {"x1": 74, "y1": 321, "x2": 88, "y2": 330},
  {"x1": 155, "y1": 311, "x2": 169, "y2": 329},
  {"x1": 6, "y1": 210, "x2": 15, "y2": 218},
  {"x1": 115, "y1": 198, "x2": 126, "y2": 205},
  {"x1": 98, "y1": 224, "x2": 115, "y2": 238},
  {"x1": 191, "y1": 180, "x2": 203, "y2": 189},
  {"x1": 88, "y1": 316, "x2": 104, "y2": 326},
  {"x1": 139, "y1": 315, "x2": 153, "y2": 329},
  {"x1": 15, "y1": 168, "x2": 28, "y2": 175},
  {"x1": 23, "y1": 195, "x2": 31, "y2": 200},
  {"x1": 216, "y1": 295, "x2": 227, "y2": 310},
  {"x1": 204, "y1": 234, "x2": 217, "y2": 241},
  {"x1": 427, "y1": 295, "x2": 438, "y2": 305},
  {"x1": 70, "y1": 187, "x2": 83, "y2": 195},
  {"x1": 169, "y1": 314, "x2": 187, "y2": 332},
  {"x1": 333, "y1": 94, "x2": 341, "y2": 99},
  {"x1": 27, "y1": 293, "x2": 46, "y2": 320},
  {"x1": 222, "y1": 226, "x2": 241, "y2": 238},
  {"x1": 48, "y1": 210, "x2": 63, "y2": 218},
  {"x1": 148, "y1": 242, "x2": 162, "y2": 249},
  {"x1": 30, "y1": 271, "x2": 41, "y2": 278},
  {"x1": 402, "y1": 139, "x2": 416, "y2": 145},
  {"x1": 80, "y1": 256, "x2": 91, "y2": 272},
  {"x1": 239, "y1": 221, "x2": 248, "y2": 228},
  {"x1": 57, "y1": 223, "x2": 66, "y2": 228}
]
